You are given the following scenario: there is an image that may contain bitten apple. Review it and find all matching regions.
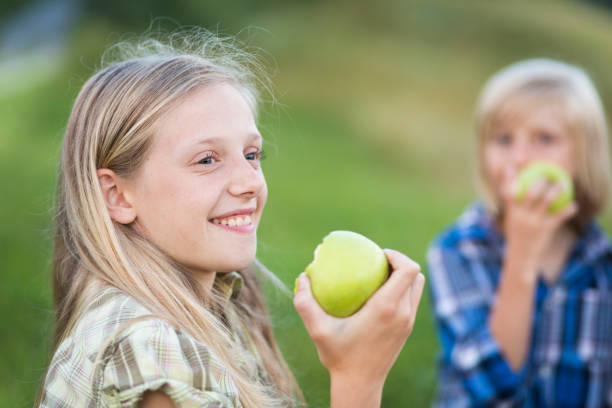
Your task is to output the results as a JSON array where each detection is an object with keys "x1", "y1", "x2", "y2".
[
  {"x1": 514, "y1": 160, "x2": 574, "y2": 213},
  {"x1": 301, "y1": 230, "x2": 389, "y2": 317}
]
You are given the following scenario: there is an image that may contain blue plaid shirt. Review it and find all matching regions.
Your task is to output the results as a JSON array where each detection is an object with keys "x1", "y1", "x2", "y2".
[{"x1": 427, "y1": 202, "x2": 612, "y2": 407}]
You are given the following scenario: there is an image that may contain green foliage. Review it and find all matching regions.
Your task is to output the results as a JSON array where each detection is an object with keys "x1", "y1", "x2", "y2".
[{"x1": 3, "y1": 1, "x2": 612, "y2": 406}]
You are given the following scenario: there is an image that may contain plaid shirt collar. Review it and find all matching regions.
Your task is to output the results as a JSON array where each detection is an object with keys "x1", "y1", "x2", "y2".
[
  {"x1": 215, "y1": 271, "x2": 244, "y2": 300},
  {"x1": 458, "y1": 201, "x2": 612, "y2": 286}
]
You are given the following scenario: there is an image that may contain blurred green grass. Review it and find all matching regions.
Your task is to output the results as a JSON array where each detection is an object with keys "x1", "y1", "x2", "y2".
[{"x1": 3, "y1": 1, "x2": 612, "y2": 406}]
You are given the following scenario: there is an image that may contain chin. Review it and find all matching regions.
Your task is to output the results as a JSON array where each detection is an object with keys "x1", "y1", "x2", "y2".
[
  {"x1": 215, "y1": 260, "x2": 254, "y2": 273},
  {"x1": 197, "y1": 238, "x2": 257, "y2": 272},
  {"x1": 217, "y1": 251, "x2": 257, "y2": 273}
]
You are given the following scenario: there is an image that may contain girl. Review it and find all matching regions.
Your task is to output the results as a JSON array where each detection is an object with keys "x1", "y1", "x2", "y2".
[
  {"x1": 36, "y1": 31, "x2": 425, "y2": 408},
  {"x1": 428, "y1": 59, "x2": 612, "y2": 407}
]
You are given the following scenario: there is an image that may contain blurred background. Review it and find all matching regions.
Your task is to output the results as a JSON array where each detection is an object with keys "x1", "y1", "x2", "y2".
[{"x1": 2, "y1": 0, "x2": 612, "y2": 406}]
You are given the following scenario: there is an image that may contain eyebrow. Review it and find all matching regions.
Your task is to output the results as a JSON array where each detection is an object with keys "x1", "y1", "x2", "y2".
[{"x1": 191, "y1": 132, "x2": 263, "y2": 146}]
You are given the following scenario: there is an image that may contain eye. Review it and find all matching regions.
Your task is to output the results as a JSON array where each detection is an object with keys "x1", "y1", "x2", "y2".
[
  {"x1": 245, "y1": 149, "x2": 266, "y2": 161},
  {"x1": 537, "y1": 132, "x2": 555, "y2": 144},
  {"x1": 197, "y1": 152, "x2": 217, "y2": 165},
  {"x1": 492, "y1": 133, "x2": 512, "y2": 146}
]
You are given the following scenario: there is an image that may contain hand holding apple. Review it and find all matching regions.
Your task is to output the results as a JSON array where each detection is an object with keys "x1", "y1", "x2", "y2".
[
  {"x1": 293, "y1": 249, "x2": 425, "y2": 408},
  {"x1": 513, "y1": 160, "x2": 574, "y2": 213},
  {"x1": 501, "y1": 161, "x2": 578, "y2": 281}
]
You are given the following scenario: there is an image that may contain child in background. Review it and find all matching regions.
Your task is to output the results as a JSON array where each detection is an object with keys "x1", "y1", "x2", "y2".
[
  {"x1": 36, "y1": 31, "x2": 425, "y2": 408},
  {"x1": 428, "y1": 59, "x2": 612, "y2": 407}
]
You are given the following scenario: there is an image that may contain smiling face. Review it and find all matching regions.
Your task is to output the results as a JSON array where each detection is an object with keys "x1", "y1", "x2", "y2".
[
  {"x1": 125, "y1": 83, "x2": 267, "y2": 277},
  {"x1": 482, "y1": 97, "x2": 575, "y2": 203}
]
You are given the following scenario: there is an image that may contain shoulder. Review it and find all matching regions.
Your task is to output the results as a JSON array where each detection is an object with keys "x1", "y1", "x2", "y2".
[
  {"x1": 428, "y1": 202, "x2": 499, "y2": 262},
  {"x1": 65, "y1": 288, "x2": 161, "y2": 356},
  {"x1": 96, "y1": 303, "x2": 240, "y2": 406},
  {"x1": 427, "y1": 203, "x2": 501, "y2": 313},
  {"x1": 579, "y1": 222, "x2": 612, "y2": 286},
  {"x1": 79, "y1": 287, "x2": 154, "y2": 331},
  {"x1": 42, "y1": 289, "x2": 240, "y2": 407},
  {"x1": 44, "y1": 288, "x2": 157, "y2": 377},
  {"x1": 99, "y1": 318, "x2": 210, "y2": 391},
  {"x1": 75, "y1": 289, "x2": 223, "y2": 385}
]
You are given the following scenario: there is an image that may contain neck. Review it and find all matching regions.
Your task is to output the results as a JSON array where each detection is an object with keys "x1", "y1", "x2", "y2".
[
  {"x1": 190, "y1": 269, "x2": 217, "y2": 292},
  {"x1": 539, "y1": 225, "x2": 577, "y2": 284}
]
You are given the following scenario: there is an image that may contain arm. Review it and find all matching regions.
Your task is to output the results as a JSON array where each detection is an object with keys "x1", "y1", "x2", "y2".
[
  {"x1": 427, "y1": 184, "x2": 577, "y2": 405},
  {"x1": 294, "y1": 249, "x2": 425, "y2": 408},
  {"x1": 138, "y1": 391, "x2": 176, "y2": 408},
  {"x1": 490, "y1": 178, "x2": 577, "y2": 369},
  {"x1": 330, "y1": 376, "x2": 385, "y2": 408},
  {"x1": 488, "y1": 242, "x2": 539, "y2": 370}
]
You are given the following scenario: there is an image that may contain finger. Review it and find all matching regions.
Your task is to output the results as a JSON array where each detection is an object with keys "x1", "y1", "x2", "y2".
[
  {"x1": 535, "y1": 182, "x2": 564, "y2": 214},
  {"x1": 398, "y1": 272, "x2": 426, "y2": 320},
  {"x1": 369, "y1": 249, "x2": 420, "y2": 306},
  {"x1": 409, "y1": 273, "x2": 426, "y2": 316},
  {"x1": 385, "y1": 249, "x2": 421, "y2": 276},
  {"x1": 293, "y1": 273, "x2": 332, "y2": 333},
  {"x1": 524, "y1": 179, "x2": 551, "y2": 209},
  {"x1": 552, "y1": 201, "x2": 578, "y2": 224}
]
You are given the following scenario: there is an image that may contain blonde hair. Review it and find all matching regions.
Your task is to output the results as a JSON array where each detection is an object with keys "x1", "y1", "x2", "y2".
[
  {"x1": 37, "y1": 30, "x2": 302, "y2": 407},
  {"x1": 475, "y1": 58, "x2": 611, "y2": 224}
]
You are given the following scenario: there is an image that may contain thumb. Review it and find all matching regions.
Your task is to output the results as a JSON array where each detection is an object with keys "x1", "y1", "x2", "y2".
[
  {"x1": 553, "y1": 200, "x2": 579, "y2": 224},
  {"x1": 293, "y1": 273, "x2": 330, "y2": 333}
]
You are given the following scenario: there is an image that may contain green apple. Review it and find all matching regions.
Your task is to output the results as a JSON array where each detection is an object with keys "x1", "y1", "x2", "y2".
[
  {"x1": 514, "y1": 160, "x2": 574, "y2": 213},
  {"x1": 300, "y1": 230, "x2": 389, "y2": 317}
]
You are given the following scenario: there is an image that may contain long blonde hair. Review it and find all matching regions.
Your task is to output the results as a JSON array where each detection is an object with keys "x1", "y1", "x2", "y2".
[{"x1": 38, "y1": 30, "x2": 302, "y2": 407}]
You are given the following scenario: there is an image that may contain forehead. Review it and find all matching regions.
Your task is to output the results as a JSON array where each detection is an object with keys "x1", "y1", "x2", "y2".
[
  {"x1": 487, "y1": 91, "x2": 572, "y2": 134},
  {"x1": 151, "y1": 83, "x2": 260, "y2": 151}
]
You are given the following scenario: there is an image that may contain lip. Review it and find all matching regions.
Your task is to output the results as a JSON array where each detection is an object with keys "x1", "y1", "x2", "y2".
[
  {"x1": 209, "y1": 207, "x2": 256, "y2": 220},
  {"x1": 211, "y1": 222, "x2": 256, "y2": 234}
]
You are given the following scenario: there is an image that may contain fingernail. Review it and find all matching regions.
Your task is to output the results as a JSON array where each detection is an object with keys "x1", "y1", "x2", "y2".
[
  {"x1": 294, "y1": 276, "x2": 301, "y2": 295},
  {"x1": 294, "y1": 273, "x2": 306, "y2": 294}
]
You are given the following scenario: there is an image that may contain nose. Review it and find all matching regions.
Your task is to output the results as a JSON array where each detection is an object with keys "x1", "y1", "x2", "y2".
[
  {"x1": 511, "y1": 137, "x2": 531, "y2": 169},
  {"x1": 227, "y1": 156, "x2": 266, "y2": 198}
]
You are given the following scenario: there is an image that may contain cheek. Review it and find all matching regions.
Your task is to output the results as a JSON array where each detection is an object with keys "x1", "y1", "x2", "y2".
[
  {"x1": 134, "y1": 173, "x2": 217, "y2": 244},
  {"x1": 481, "y1": 146, "x2": 508, "y2": 200},
  {"x1": 483, "y1": 146, "x2": 503, "y2": 180},
  {"x1": 135, "y1": 186, "x2": 185, "y2": 244},
  {"x1": 259, "y1": 180, "x2": 268, "y2": 208},
  {"x1": 558, "y1": 143, "x2": 575, "y2": 176},
  {"x1": 538, "y1": 140, "x2": 575, "y2": 177}
]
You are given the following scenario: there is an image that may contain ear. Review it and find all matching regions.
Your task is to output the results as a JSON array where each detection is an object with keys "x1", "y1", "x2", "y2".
[{"x1": 97, "y1": 168, "x2": 137, "y2": 224}]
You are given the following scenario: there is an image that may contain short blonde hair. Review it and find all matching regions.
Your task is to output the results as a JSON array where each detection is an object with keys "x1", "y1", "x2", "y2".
[{"x1": 475, "y1": 58, "x2": 611, "y2": 223}]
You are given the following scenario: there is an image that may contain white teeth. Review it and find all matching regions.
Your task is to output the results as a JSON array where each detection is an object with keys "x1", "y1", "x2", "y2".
[{"x1": 212, "y1": 214, "x2": 253, "y2": 226}]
